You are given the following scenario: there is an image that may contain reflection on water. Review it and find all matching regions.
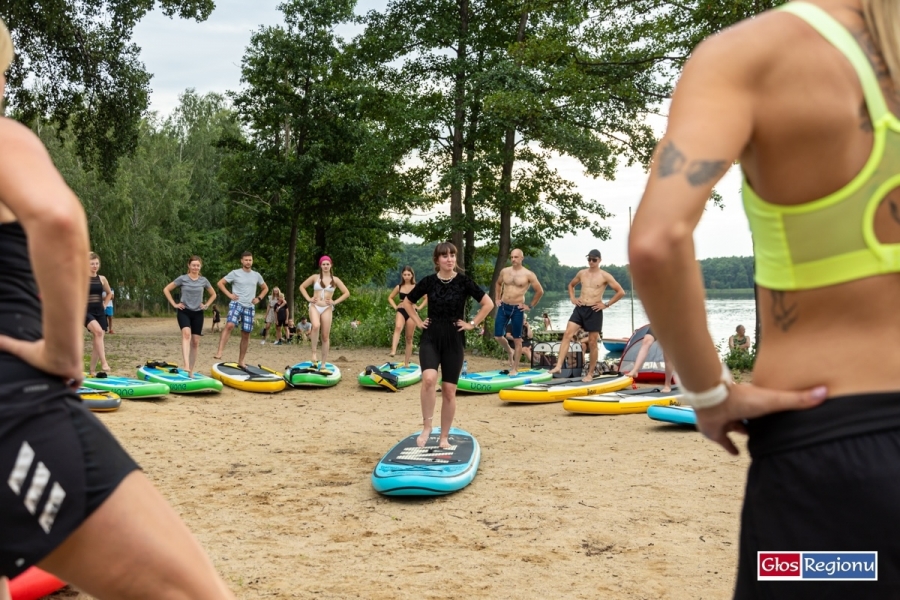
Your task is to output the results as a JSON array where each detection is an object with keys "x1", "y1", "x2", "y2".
[{"x1": 530, "y1": 295, "x2": 756, "y2": 360}]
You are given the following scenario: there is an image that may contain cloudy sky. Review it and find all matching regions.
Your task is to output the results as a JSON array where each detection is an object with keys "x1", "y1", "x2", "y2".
[{"x1": 132, "y1": 0, "x2": 753, "y2": 267}]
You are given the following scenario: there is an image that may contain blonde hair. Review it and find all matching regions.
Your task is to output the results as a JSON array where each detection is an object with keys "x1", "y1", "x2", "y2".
[
  {"x1": 862, "y1": 0, "x2": 900, "y2": 89},
  {"x1": 0, "y1": 19, "x2": 12, "y2": 76}
]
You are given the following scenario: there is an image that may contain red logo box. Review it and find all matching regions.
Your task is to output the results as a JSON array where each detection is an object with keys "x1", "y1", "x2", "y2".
[{"x1": 759, "y1": 553, "x2": 802, "y2": 578}]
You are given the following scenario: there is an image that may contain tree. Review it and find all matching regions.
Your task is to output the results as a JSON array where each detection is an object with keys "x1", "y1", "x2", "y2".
[
  {"x1": 1, "y1": 0, "x2": 215, "y2": 179},
  {"x1": 222, "y1": 0, "x2": 420, "y2": 312}
]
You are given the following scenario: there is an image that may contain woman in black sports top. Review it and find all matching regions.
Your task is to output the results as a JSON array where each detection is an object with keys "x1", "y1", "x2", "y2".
[
  {"x1": 0, "y1": 20, "x2": 234, "y2": 599},
  {"x1": 401, "y1": 242, "x2": 494, "y2": 449},
  {"x1": 84, "y1": 252, "x2": 113, "y2": 375},
  {"x1": 388, "y1": 265, "x2": 428, "y2": 366}
]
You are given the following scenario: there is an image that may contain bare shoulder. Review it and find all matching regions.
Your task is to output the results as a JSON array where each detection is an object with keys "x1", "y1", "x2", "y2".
[{"x1": 0, "y1": 118, "x2": 53, "y2": 169}]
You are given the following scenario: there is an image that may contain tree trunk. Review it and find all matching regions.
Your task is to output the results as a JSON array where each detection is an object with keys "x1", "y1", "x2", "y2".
[
  {"x1": 286, "y1": 201, "x2": 301, "y2": 316},
  {"x1": 463, "y1": 68, "x2": 481, "y2": 274},
  {"x1": 489, "y1": 10, "x2": 529, "y2": 304},
  {"x1": 450, "y1": 0, "x2": 469, "y2": 269}
]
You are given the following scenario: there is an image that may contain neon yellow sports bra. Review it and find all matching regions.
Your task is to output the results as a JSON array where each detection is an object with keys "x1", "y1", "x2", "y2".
[{"x1": 743, "y1": 2, "x2": 900, "y2": 291}]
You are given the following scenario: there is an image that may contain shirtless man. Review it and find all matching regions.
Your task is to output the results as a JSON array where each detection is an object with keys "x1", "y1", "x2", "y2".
[
  {"x1": 493, "y1": 248, "x2": 544, "y2": 375},
  {"x1": 548, "y1": 249, "x2": 625, "y2": 382}
]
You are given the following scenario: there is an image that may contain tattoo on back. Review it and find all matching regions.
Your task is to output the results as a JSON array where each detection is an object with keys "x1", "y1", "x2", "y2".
[
  {"x1": 686, "y1": 160, "x2": 728, "y2": 186},
  {"x1": 658, "y1": 141, "x2": 686, "y2": 177},
  {"x1": 771, "y1": 291, "x2": 798, "y2": 332}
]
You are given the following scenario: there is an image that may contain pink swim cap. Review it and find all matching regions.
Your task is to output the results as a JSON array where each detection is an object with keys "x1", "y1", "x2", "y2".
[{"x1": 319, "y1": 255, "x2": 332, "y2": 265}]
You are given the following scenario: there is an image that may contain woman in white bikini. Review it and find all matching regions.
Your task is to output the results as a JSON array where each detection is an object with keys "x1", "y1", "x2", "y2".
[{"x1": 298, "y1": 256, "x2": 349, "y2": 370}]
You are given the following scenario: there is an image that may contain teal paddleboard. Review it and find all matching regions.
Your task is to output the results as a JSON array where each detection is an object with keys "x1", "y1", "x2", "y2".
[
  {"x1": 358, "y1": 362, "x2": 422, "y2": 389},
  {"x1": 82, "y1": 374, "x2": 170, "y2": 400},
  {"x1": 647, "y1": 404, "x2": 697, "y2": 427},
  {"x1": 137, "y1": 361, "x2": 223, "y2": 394},
  {"x1": 452, "y1": 369, "x2": 553, "y2": 393}
]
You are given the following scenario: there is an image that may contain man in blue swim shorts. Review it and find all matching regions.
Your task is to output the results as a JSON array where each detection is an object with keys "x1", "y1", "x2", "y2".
[
  {"x1": 493, "y1": 248, "x2": 544, "y2": 376},
  {"x1": 213, "y1": 252, "x2": 268, "y2": 368}
]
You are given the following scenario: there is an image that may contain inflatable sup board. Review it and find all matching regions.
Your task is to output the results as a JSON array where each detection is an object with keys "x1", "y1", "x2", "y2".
[
  {"x1": 76, "y1": 388, "x2": 122, "y2": 412},
  {"x1": 358, "y1": 362, "x2": 422, "y2": 390},
  {"x1": 372, "y1": 427, "x2": 481, "y2": 496},
  {"x1": 81, "y1": 373, "x2": 170, "y2": 400},
  {"x1": 452, "y1": 369, "x2": 553, "y2": 393},
  {"x1": 647, "y1": 404, "x2": 697, "y2": 427},
  {"x1": 563, "y1": 386, "x2": 682, "y2": 415},
  {"x1": 285, "y1": 361, "x2": 341, "y2": 387},
  {"x1": 498, "y1": 373, "x2": 632, "y2": 403},
  {"x1": 137, "y1": 361, "x2": 223, "y2": 394},
  {"x1": 7, "y1": 567, "x2": 65, "y2": 600},
  {"x1": 211, "y1": 362, "x2": 286, "y2": 393}
]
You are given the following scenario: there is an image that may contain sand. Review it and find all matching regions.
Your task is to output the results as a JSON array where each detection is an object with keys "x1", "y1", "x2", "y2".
[{"x1": 55, "y1": 318, "x2": 750, "y2": 599}]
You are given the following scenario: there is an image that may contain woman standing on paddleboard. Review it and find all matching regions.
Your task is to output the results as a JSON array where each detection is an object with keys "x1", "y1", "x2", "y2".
[
  {"x1": 163, "y1": 256, "x2": 217, "y2": 378},
  {"x1": 401, "y1": 242, "x2": 494, "y2": 449},
  {"x1": 388, "y1": 266, "x2": 427, "y2": 366},
  {"x1": 84, "y1": 252, "x2": 112, "y2": 376},
  {"x1": 298, "y1": 256, "x2": 350, "y2": 371},
  {"x1": 629, "y1": 1, "x2": 900, "y2": 595},
  {"x1": 0, "y1": 21, "x2": 234, "y2": 599}
]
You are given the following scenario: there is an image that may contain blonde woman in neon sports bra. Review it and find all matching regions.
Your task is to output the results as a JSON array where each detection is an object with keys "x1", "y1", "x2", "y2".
[
  {"x1": 298, "y1": 255, "x2": 349, "y2": 371},
  {"x1": 630, "y1": 1, "x2": 900, "y2": 596}
]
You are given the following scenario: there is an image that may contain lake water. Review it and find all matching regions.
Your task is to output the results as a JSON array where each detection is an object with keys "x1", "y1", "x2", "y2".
[{"x1": 531, "y1": 295, "x2": 756, "y2": 359}]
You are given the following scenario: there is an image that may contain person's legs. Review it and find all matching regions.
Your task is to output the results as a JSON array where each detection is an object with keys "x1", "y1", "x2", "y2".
[
  {"x1": 238, "y1": 332, "x2": 250, "y2": 367},
  {"x1": 583, "y1": 332, "x2": 601, "y2": 382},
  {"x1": 215, "y1": 302, "x2": 241, "y2": 359},
  {"x1": 0, "y1": 577, "x2": 7, "y2": 600},
  {"x1": 403, "y1": 318, "x2": 416, "y2": 366},
  {"x1": 625, "y1": 334, "x2": 656, "y2": 378},
  {"x1": 661, "y1": 350, "x2": 675, "y2": 393},
  {"x1": 318, "y1": 308, "x2": 334, "y2": 367},
  {"x1": 493, "y1": 303, "x2": 515, "y2": 368},
  {"x1": 417, "y1": 369, "x2": 439, "y2": 447},
  {"x1": 438, "y1": 382, "x2": 458, "y2": 449},
  {"x1": 86, "y1": 320, "x2": 110, "y2": 375},
  {"x1": 548, "y1": 321, "x2": 581, "y2": 374},
  {"x1": 309, "y1": 308, "x2": 322, "y2": 363},
  {"x1": 180, "y1": 327, "x2": 192, "y2": 373},
  {"x1": 390, "y1": 311, "x2": 405, "y2": 356},
  {"x1": 37, "y1": 471, "x2": 234, "y2": 599},
  {"x1": 189, "y1": 335, "x2": 201, "y2": 376},
  {"x1": 107, "y1": 314, "x2": 114, "y2": 334}
]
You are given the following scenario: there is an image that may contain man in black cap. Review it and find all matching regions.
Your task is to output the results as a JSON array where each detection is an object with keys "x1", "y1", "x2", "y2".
[{"x1": 548, "y1": 249, "x2": 626, "y2": 381}]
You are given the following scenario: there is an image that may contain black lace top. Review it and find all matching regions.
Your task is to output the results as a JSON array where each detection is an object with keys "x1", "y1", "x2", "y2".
[{"x1": 406, "y1": 273, "x2": 485, "y2": 323}]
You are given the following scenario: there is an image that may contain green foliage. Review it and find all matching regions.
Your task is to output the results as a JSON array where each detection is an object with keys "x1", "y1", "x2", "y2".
[
  {"x1": 2, "y1": 0, "x2": 215, "y2": 179},
  {"x1": 724, "y1": 345, "x2": 756, "y2": 372}
]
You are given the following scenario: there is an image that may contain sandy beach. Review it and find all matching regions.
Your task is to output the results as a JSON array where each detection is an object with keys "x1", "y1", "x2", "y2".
[{"x1": 52, "y1": 318, "x2": 750, "y2": 599}]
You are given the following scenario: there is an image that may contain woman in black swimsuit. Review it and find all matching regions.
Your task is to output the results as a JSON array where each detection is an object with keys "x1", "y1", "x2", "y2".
[
  {"x1": 274, "y1": 289, "x2": 289, "y2": 345},
  {"x1": 84, "y1": 252, "x2": 113, "y2": 376},
  {"x1": 401, "y1": 243, "x2": 494, "y2": 449},
  {"x1": 388, "y1": 266, "x2": 427, "y2": 366},
  {"x1": 0, "y1": 21, "x2": 234, "y2": 598}
]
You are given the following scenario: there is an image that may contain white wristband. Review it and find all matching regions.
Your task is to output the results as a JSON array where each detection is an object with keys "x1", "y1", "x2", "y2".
[{"x1": 682, "y1": 363, "x2": 733, "y2": 409}]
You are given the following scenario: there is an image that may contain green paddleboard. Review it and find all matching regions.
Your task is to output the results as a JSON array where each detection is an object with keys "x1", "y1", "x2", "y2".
[
  {"x1": 137, "y1": 361, "x2": 223, "y2": 394},
  {"x1": 358, "y1": 362, "x2": 422, "y2": 389},
  {"x1": 82, "y1": 374, "x2": 170, "y2": 400},
  {"x1": 452, "y1": 369, "x2": 553, "y2": 393}
]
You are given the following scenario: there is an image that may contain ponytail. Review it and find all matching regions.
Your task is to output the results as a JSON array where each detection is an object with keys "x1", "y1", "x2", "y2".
[{"x1": 862, "y1": 0, "x2": 900, "y2": 90}]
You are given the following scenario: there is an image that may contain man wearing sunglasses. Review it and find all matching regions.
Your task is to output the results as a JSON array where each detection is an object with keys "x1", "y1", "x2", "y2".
[{"x1": 548, "y1": 249, "x2": 626, "y2": 382}]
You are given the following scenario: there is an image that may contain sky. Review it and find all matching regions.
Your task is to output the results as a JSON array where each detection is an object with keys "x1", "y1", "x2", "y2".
[{"x1": 132, "y1": 0, "x2": 754, "y2": 268}]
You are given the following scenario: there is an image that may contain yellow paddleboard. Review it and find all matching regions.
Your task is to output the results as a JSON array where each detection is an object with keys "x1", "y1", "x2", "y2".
[
  {"x1": 563, "y1": 387, "x2": 682, "y2": 415},
  {"x1": 498, "y1": 373, "x2": 632, "y2": 403}
]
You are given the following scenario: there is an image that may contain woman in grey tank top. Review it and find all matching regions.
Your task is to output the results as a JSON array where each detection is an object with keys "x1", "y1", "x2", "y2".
[{"x1": 163, "y1": 255, "x2": 217, "y2": 377}]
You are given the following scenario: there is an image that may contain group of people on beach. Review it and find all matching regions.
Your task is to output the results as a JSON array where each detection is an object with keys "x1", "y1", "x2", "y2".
[{"x1": 6, "y1": 1, "x2": 900, "y2": 596}]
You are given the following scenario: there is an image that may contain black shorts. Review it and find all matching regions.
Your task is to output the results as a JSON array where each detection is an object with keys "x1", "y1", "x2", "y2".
[
  {"x1": 84, "y1": 311, "x2": 108, "y2": 332},
  {"x1": 568, "y1": 305, "x2": 603, "y2": 333},
  {"x1": 176, "y1": 308, "x2": 205, "y2": 336},
  {"x1": 419, "y1": 322, "x2": 465, "y2": 385},
  {"x1": 736, "y1": 391, "x2": 900, "y2": 598},
  {"x1": 522, "y1": 338, "x2": 532, "y2": 348},
  {"x1": 0, "y1": 378, "x2": 140, "y2": 578},
  {"x1": 277, "y1": 314, "x2": 288, "y2": 327}
]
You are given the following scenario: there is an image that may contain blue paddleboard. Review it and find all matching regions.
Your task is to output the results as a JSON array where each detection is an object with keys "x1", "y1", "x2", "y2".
[
  {"x1": 372, "y1": 427, "x2": 481, "y2": 496},
  {"x1": 647, "y1": 404, "x2": 696, "y2": 427}
]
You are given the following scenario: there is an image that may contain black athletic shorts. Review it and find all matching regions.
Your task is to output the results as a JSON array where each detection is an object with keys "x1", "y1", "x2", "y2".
[
  {"x1": 735, "y1": 391, "x2": 900, "y2": 599},
  {"x1": 84, "y1": 311, "x2": 108, "y2": 332},
  {"x1": 0, "y1": 377, "x2": 140, "y2": 578},
  {"x1": 419, "y1": 321, "x2": 465, "y2": 385},
  {"x1": 176, "y1": 308, "x2": 205, "y2": 336},
  {"x1": 568, "y1": 305, "x2": 603, "y2": 333}
]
